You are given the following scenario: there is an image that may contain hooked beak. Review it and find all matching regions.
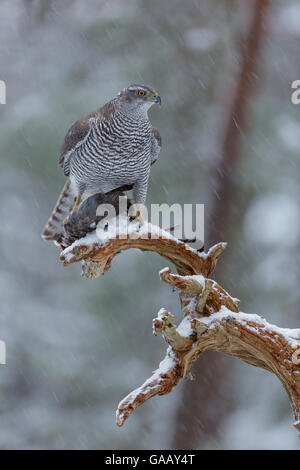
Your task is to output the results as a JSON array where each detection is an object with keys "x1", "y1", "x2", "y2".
[{"x1": 152, "y1": 92, "x2": 162, "y2": 105}]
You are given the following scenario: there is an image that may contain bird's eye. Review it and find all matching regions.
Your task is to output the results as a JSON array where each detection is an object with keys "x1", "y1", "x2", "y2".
[{"x1": 138, "y1": 90, "x2": 145, "y2": 97}]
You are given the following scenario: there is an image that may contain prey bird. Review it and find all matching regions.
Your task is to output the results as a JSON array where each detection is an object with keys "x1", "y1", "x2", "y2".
[
  {"x1": 62, "y1": 186, "x2": 133, "y2": 246},
  {"x1": 42, "y1": 84, "x2": 162, "y2": 242}
]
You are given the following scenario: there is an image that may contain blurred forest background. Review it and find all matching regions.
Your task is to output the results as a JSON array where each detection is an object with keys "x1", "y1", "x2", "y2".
[{"x1": 0, "y1": 0, "x2": 299, "y2": 450}]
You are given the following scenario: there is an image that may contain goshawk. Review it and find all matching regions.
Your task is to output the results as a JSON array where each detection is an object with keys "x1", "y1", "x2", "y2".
[{"x1": 42, "y1": 84, "x2": 161, "y2": 241}]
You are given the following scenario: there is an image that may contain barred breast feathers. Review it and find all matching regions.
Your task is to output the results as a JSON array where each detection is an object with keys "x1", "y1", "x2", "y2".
[{"x1": 58, "y1": 98, "x2": 160, "y2": 198}]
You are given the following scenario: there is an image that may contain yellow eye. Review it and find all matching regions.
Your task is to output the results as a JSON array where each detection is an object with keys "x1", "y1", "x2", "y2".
[{"x1": 138, "y1": 90, "x2": 145, "y2": 96}]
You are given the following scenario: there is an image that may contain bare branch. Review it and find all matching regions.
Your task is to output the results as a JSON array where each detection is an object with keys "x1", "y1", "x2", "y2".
[
  {"x1": 60, "y1": 221, "x2": 226, "y2": 278},
  {"x1": 60, "y1": 220, "x2": 300, "y2": 434}
]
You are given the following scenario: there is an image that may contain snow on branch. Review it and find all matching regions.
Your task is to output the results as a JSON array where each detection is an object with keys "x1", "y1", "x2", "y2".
[{"x1": 59, "y1": 218, "x2": 300, "y2": 434}]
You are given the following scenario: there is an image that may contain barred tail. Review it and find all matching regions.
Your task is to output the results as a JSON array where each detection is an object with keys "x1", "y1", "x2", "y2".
[{"x1": 41, "y1": 179, "x2": 75, "y2": 242}]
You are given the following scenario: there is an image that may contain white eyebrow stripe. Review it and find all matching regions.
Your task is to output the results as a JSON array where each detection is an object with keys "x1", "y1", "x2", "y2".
[
  {"x1": 128, "y1": 86, "x2": 150, "y2": 92},
  {"x1": 126, "y1": 85, "x2": 156, "y2": 94}
]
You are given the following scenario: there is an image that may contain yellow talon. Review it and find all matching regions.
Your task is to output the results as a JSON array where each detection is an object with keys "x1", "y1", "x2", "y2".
[
  {"x1": 71, "y1": 194, "x2": 82, "y2": 213},
  {"x1": 130, "y1": 204, "x2": 145, "y2": 225},
  {"x1": 63, "y1": 194, "x2": 82, "y2": 225}
]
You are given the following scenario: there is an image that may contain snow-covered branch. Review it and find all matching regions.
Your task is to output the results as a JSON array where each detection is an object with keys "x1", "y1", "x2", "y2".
[{"x1": 59, "y1": 218, "x2": 300, "y2": 434}]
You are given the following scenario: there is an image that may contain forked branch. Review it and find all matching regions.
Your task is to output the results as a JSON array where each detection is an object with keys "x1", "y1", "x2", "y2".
[{"x1": 60, "y1": 219, "x2": 300, "y2": 434}]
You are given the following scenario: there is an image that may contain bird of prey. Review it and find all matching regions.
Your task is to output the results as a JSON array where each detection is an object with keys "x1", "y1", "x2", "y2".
[{"x1": 42, "y1": 84, "x2": 162, "y2": 242}]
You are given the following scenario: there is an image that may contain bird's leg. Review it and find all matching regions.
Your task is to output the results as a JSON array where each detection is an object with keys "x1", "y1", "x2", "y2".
[
  {"x1": 71, "y1": 194, "x2": 82, "y2": 213},
  {"x1": 63, "y1": 194, "x2": 81, "y2": 225},
  {"x1": 131, "y1": 180, "x2": 148, "y2": 225}
]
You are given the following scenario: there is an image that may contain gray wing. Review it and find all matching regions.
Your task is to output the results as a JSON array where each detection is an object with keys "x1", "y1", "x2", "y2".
[
  {"x1": 151, "y1": 127, "x2": 162, "y2": 166},
  {"x1": 59, "y1": 102, "x2": 115, "y2": 176},
  {"x1": 59, "y1": 116, "x2": 93, "y2": 176}
]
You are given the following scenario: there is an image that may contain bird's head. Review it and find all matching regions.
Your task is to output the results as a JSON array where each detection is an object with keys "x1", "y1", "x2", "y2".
[{"x1": 117, "y1": 84, "x2": 161, "y2": 115}]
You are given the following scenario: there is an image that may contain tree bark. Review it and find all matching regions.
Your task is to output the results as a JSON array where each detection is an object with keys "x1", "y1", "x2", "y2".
[{"x1": 60, "y1": 221, "x2": 300, "y2": 436}]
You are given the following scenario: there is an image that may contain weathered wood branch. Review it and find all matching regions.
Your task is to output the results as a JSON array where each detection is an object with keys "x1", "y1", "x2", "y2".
[{"x1": 59, "y1": 219, "x2": 300, "y2": 434}]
